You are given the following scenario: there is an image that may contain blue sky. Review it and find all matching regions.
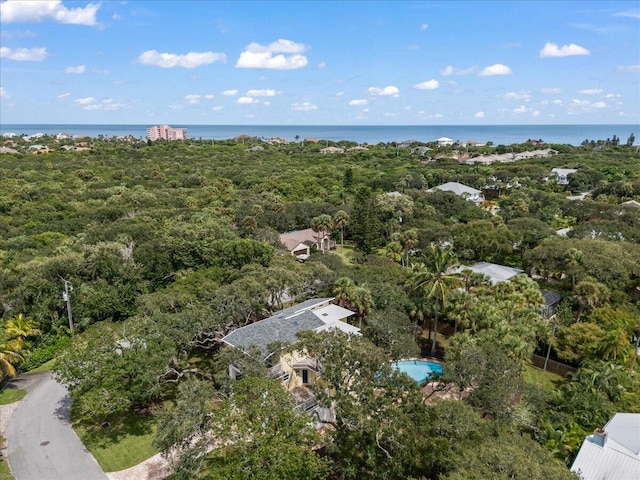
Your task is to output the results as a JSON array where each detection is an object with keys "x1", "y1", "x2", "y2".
[{"x1": 1, "y1": 0, "x2": 639, "y2": 125}]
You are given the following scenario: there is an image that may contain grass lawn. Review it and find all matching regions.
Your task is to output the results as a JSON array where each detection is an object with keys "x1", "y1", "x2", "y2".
[
  {"x1": 0, "y1": 455, "x2": 14, "y2": 480},
  {"x1": 522, "y1": 363, "x2": 567, "y2": 393},
  {"x1": 73, "y1": 410, "x2": 159, "y2": 472},
  {"x1": 28, "y1": 358, "x2": 56, "y2": 373},
  {"x1": 0, "y1": 389, "x2": 26, "y2": 405},
  {"x1": 331, "y1": 245, "x2": 355, "y2": 265}
]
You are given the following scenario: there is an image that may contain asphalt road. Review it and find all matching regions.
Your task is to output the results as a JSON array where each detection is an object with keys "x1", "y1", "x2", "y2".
[{"x1": 6, "y1": 372, "x2": 108, "y2": 480}]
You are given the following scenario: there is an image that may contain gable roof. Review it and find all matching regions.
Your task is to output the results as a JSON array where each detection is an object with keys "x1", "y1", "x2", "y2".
[
  {"x1": 541, "y1": 290, "x2": 563, "y2": 307},
  {"x1": 551, "y1": 168, "x2": 577, "y2": 176},
  {"x1": 571, "y1": 413, "x2": 640, "y2": 480},
  {"x1": 279, "y1": 228, "x2": 320, "y2": 251},
  {"x1": 427, "y1": 181, "x2": 482, "y2": 196},
  {"x1": 221, "y1": 298, "x2": 357, "y2": 354},
  {"x1": 450, "y1": 262, "x2": 523, "y2": 284},
  {"x1": 620, "y1": 200, "x2": 640, "y2": 208}
]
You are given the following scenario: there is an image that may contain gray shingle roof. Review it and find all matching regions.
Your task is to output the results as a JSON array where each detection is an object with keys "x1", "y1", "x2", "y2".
[{"x1": 222, "y1": 298, "x2": 343, "y2": 352}]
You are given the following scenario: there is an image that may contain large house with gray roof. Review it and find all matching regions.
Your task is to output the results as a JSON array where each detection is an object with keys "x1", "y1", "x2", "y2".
[
  {"x1": 427, "y1": 181, "x2": 485, "y2": 205},
  {"x1": 222, "y1": 298, "x2": 358, "y2": 390}
]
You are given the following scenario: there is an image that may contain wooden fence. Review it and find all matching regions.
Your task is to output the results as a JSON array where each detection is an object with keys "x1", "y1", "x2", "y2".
[{"x1": 531, "y1": 354, "x2": 576, "y2": 377}]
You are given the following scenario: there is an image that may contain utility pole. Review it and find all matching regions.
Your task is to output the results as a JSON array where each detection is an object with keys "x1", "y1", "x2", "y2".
[{"x1": 62, "y1": 278, "x2": 74, "y2": 334}]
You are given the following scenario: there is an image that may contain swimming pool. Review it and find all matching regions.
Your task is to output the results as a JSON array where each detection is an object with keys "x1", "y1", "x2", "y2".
[{"x1": 392, "y1": 360, "x2": 443, "y2": 385}]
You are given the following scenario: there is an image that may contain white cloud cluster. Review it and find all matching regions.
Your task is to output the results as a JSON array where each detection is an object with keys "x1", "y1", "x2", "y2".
[
  {"x1": 0, "y1": 0, "x2": 100, "y2": 26},
  {"x1": 579, "y1": 88, "x2": 603, "y2": 95},
  {"x1": 617, "y1": 64, "x2": 640, "y2": 72},
  {"x1": 246, "y1": 89, "x2": 277, "y2": 97},
  {"x1": 65, "y1": 64, "x2": 85, "y2": 74},
  {"x1": 185, "y1": 94, "x2": 201, "y2": 105},
  {"x1": 414, "y1": 79, "x2": 440, "y2": 90},
  {"x1": 540, "y1": 42, "x2": 589, "y2": 58},
  {"x1": 222, "y1": 89, "x2": 238, "y2": 96},
  {"x1": 420, "y1": 23, "x2": 429, "y2": 31},
  {"x1": 505, "y1": 91, "x2": 531, "y2": 101},
  {"x1": 237, "y1": 97, "x2": 258, "y2": 104},
  {"x1": 439, "y1": 65, "x2": 476, "y2": 76},
  {"x1": 73, "y1": 96, "x2": 128, "y2": 110},
  {"x1": 236, "y1": 39, "x2": 308, "y2": 70},
  {"x1": 474, "y1": 111, "x2": 485, "y2": 118},
  {"x1": 368, "y1": 86, "x2": 400, "y2": 96},
  {"x1": 0, "y1": 46, "x2": 47, "y2": 61},
  {"x1": 137, "y1": 50, "x2": 226, "y2": 68},
  {"x1": 291, "y1": 102, "x2": 318, "y2": 111},
  {"x1": 348, "y1": 99, "x2": 368, "y2": 106},
  {"x1": 571, "y1": 98, "x2": 608, "y2": 110},
  {"x1": 0, "y1": 87, "x2": 9, "y2": 99},
  {"x1": 479, "y1": 64, "x2": 512, "y2": 76},
  {"x1": 540, "y1": 87, "x2": 561, "y2": 94}
]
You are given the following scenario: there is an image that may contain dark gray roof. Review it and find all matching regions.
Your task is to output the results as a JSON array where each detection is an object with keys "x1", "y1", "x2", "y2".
[
  {"x1": 541, "y1": 290, "x2": 563, "y2": 307},
  {"x1": 222, "y1": 298, "x2": 334, "y2": 351}
]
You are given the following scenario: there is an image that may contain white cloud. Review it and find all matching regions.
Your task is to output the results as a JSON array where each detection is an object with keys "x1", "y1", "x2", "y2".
[
  {"x1": 336, "y1": 91, "x2": 344, "y2": 97},
  {"x1": 539, "y1": 42, "x2": 590, "y2": 58},
  {"x1": 204, "y1": 94, "x2": 214, "y2": 99},
  {"x1": 73, "y1": 96, "x2": 95, "y2": 105},
  {"x1": 513, "y1": 105, "x2": 527, "y2": 114},
  {"x1": 291, "y1": 101, "x2": 318, "y2": 111},
  {"x1": 420, "y1": 23, "x2": 429, "y2": 31},
  {"x1": 318, "y1": 61, "x2": 326, "y2": 68},
  {"x1": 617, "y1": 64, "x2": 640, "y2": 72},
  {"x1": 414, "y1": 79, "x2": 440, "y2": 90},
  {"x1": 236, "y1": 38, "x2": 308, "y2": 70},
  {"x1": 65, "y1": 64, "x2": 85, "y2": 74},
  {"x1": 222, "y1": 89, "x2": 238, "y2": 96},
  {"x1": 0, "y1": 0, "x2": 100, "y2": 26},
  {"x1": 0, "y1": 87, "x2": 9, "y2": 99},
  {"x1": 237, "y1": 96, "x2": 258, "y2": 104},
  {"x1": 185, "y1": 94, "x2": 201, "y2": 105},
  {"x1": 0, "y1": 46, "x2": 47, "y2": 61},
  {"x1": 368, "y1": 86, "x2": 400, "y2": 96},
  {"x1": 532, "y1": 110, "x2": 540, "y2": 117},
  {"x1": 540, "y1": 87, "x2": 561, "y2": 94},
  {"x1": 137, "y1": 50, "x2": 226, "y2": 68},
  {"x1": 505, "y1": 91, "x2": 531, "y2": 101},
  {"x1": 605, "y1": 93, "x2": 621, "y2": 99},
  {"x1": 57, "y1": 92, "x2": 70, "y2": 99},
  {"x1": 211, "y1": 106, "x2": 224, "y2": 111},
  {"x1": 571, "y1": 99, "x2": 590, "y2": 107},
  {"x1": 246, "y1": 89, "x2": 277, "y2": 97},
  {"x1": 579, "y1": 88, "x2": 603, "y2": 95},
  {"x1": 349, "y1": 99, "x2": 368, "y2": 106},
  {"x1": 474, "y1": 111, "x2": 485, "y2": 118},
  {"x1": 439, "y1": 65, "x2": 476, "y2": 76},
  {"x1": 552, "y1": 99, "x2": 563, "y2": 105},
  {"x1": 92, "y1": 68, "x2": 109, "y2": 74},
  {"x1": 614, "y1": 8, "x2": 640, "y2": 19},
  {"x1": 591, "y1": 101, "x2": 607, "y2": 109},
  {"x1": 479, "y1": 64, "x2": 512, "y2": 76},
  {"x1": 83, "y1": 99, "x2": 129, "y2": 111}
]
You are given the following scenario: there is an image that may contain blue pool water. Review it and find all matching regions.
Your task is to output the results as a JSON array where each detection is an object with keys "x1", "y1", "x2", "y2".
[{"x1": 392, "y1": 360, "x2": 443, "y2": 385}]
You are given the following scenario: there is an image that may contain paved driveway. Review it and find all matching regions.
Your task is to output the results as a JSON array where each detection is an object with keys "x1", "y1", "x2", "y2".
[{"x1": 6, "y1": 372, "x2": 107, "y2": 480}]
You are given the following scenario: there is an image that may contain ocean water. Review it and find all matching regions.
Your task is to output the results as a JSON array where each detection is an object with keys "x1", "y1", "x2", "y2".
[{"x1": 1, "y1": 124, "x2": 637, "y2": 146}]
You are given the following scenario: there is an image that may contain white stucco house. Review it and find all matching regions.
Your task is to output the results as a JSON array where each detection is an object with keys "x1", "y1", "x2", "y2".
[
  {"x1": 279, "y1": 228, "x2": 335, "y2": 257},
  {"x1": 435, "y1": 137, "x2": 454, "y2": 146},
  {"x1": 551, "y1": 168, "x2": 577, "y2": 185}
]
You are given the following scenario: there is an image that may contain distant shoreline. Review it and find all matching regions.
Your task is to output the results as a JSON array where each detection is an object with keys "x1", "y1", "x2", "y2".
[{"x1": 2, "y1": 123, "x2": 637, "y2": 146}]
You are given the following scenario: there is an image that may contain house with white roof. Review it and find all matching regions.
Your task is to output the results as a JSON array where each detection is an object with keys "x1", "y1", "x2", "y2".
[
  {"x1": 435, "y1": 137, "x2": 454, "y2": 146},
  {"x1": 551, "y1": 168, "x2": 577, "y2": 185},
  {"x1": 571, "y1": 413, "x2": 640, "y2": 480},
  {"x1": 449, "y1": 261, "x2": 523, "y2": 285},
  {"x1": 222, "y1": 297, "x2": 359, "y2": 391},
  {"x1": 427, "y1": 181, "x2": 485, "y2": 204},
  {"x1": 319, "y1": 146, "x2": 345, "y2": 154}
]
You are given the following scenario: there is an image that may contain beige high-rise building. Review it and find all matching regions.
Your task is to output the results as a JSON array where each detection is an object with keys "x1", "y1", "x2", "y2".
[{"x1": 146, "y1": 125, "x2": 187, "y2": 141}]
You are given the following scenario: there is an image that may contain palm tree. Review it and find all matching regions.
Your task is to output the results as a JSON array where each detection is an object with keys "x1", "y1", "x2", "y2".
[
  {"x1": 399, "y1": 229, "x2": 418, "y2": 267},
  {"x1": 563, "y1": 248, "x2": 583, "y2": 286},
  {"x1": 0, "y1": 340, "x2": 24, "y2": 377},
  {"x1": 332, "y1": 210, "x2": 350, "y2": 249},
  {"x1": 350, "y1": 285, "x2": 374, "y2": 329},
  {"x1": 384, "y1": 240, "x2": 403, "y2": 264},
  {"x1": 411, "y1": 245, "x2": 462, "y2": 356},
  {"x1": 333, "y1": 277, "x2": 355, "y2": 307},
  {"x1": 5, "y1": 313, "x2": 41, "y2": 347},
  {"x1": 311, "y1": 214, "x2": 333, "y2": 253},
  {"x1": 574, "y1": 280, "x2": 609, "y2": 322}
]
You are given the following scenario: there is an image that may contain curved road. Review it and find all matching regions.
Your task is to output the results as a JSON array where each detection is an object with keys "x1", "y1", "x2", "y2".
[{"x1": 6, "y1": 372, "x2": 107, "y2": 480}]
